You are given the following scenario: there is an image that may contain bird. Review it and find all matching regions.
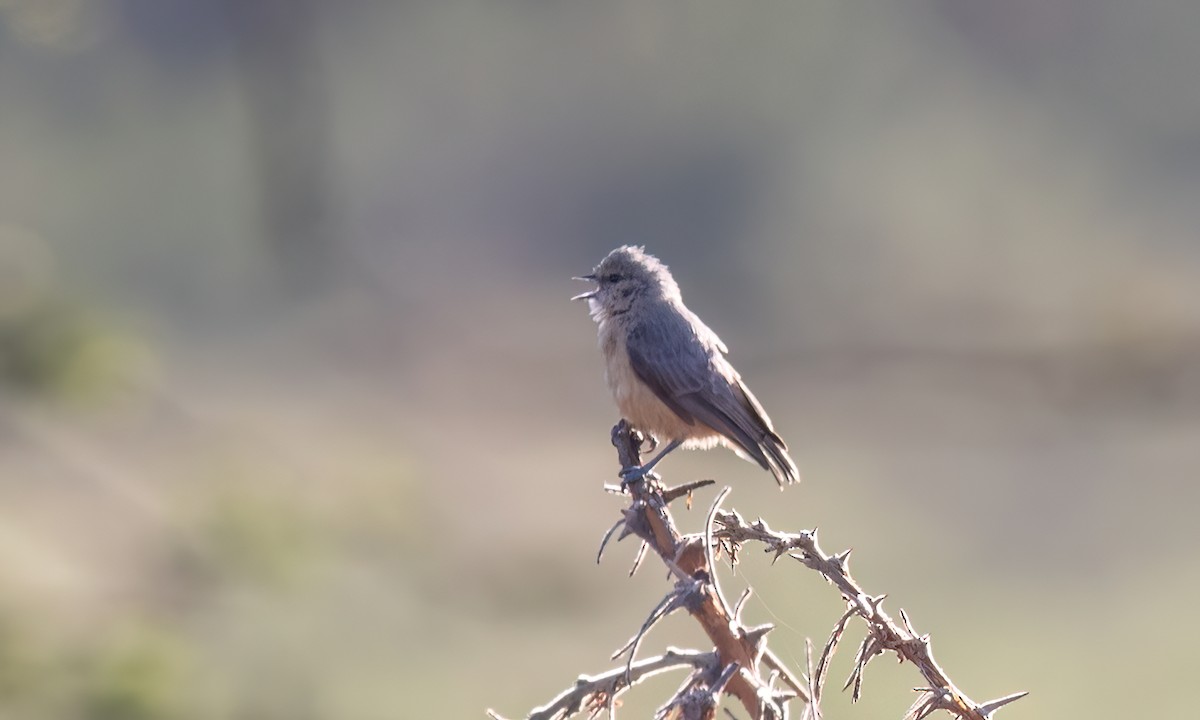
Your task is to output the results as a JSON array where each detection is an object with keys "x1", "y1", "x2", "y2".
[{"x1": 573, "y1": 245, "x2": 799, "y2": 487}]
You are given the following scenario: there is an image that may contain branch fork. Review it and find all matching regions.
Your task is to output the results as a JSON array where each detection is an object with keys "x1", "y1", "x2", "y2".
[{"x1": 490, "y1": 421, "x2": 1025, "y2": 720}]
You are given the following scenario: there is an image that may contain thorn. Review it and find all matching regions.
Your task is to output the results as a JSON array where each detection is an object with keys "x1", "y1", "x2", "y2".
[
  {"x1": 804, "y1": 636, "x2": 815, "y2": 682},
  {"x1": 725, "y1": 539, "x2": 741, "y2": 568},
  {"x1": 743, "y1": 623, "x2": 775, "y2": 650},
  {"x1": 733, "y1": 588, "x2": 753, "y2": 623},
  {"x1": 814, "y1": 606, "x2": 854, "y2": 701},
  {"x1": 844, "y1": 635, "x2": 882, "y2": 702},
  {"x1": 662, "y1": 478, "x2": 717, "y2": 504},
  {"x1": 832, "y1": 548, "x2": 852, "y2": 569},
  {"x1": 902, "y1": 691, "x2": 943, "y2": 720},
  {"x1": 702, "y1": 486, "x2": 735, "y2": 619},
  {"x1": 611, "y1": 638, "x2": 635, "y2": 662},
  {"x1": 597, "y1": 518, "x2": 626, "y2": 564},
  {"x1": 978, "y1": 691, "x2": 1029, "y2": 717},
  {"x1": 766, "y1": 667, "x2": 780, "y2": 687},
  {"x1": 898, "y1": 608, "x2": 916, "y2": 635},
  {"x1": 629, "y1": 542, "x2": 649, "y2": 577}
]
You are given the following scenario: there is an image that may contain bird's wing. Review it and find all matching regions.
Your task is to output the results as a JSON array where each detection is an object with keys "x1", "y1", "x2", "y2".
[
  {"x1": 623, "y1": 313, "x2": 706, "y2": 425},
  {"x1": 625, "y1": 311, "x2": 774, "y2": 468},
  {"x1": 731, "y1": 376, "x2": 799, "y2": 485},
  {"x1": 626, "y1": 308, "x2": 799, "y2": 485}
]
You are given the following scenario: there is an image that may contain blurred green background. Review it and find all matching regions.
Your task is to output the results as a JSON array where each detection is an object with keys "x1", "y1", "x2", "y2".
[{"x1": 1, "y1": 1, "x2": 1199, "y2": 718}]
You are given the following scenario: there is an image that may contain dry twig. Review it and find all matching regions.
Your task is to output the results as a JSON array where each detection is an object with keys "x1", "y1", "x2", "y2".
[
  {"x1": 490, "y1": 422, "x2": 1025, "y2": 720},
  {"x1": 713, "y1": 511, "x2": 1027, "y2": 719},
  {"x1": 486, "y1": 648, "x2": 718, "y2": 720}
]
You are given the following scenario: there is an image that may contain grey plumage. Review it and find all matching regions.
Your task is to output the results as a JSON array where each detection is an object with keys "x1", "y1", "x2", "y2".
[{"x1": 574, "y1": 246, "x2": 799, "y2": 487}]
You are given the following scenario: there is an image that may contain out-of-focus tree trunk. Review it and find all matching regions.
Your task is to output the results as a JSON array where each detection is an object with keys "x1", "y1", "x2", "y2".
[{"x1": 222, "y1": 0, "x2": 338, "y2": 295}]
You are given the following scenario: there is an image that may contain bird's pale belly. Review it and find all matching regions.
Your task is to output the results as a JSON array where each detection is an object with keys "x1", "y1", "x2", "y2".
[{"x1": 600, "y1": 319, "x2": 719, "y2": 448}]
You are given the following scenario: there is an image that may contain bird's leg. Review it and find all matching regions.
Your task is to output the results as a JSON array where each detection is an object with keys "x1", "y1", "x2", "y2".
[{"x1": 620, "y1": 438, "x2": 683, "y2": 485}]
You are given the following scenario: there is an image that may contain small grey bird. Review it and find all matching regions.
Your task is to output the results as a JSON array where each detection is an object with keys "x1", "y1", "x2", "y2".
[{"x1": 574, "y1": 246, "x2": 799, "y2": 487}]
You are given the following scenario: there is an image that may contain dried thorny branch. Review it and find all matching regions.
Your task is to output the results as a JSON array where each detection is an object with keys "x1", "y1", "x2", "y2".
[
  {"x1": 490, "y1": 421, "x2": 1025, "y2": 720},
  {"x1": 611, "y1": 575, "x2": 706, "y2": 685},
  {"x1": 813, "y1": 606, "x2": 856, "y2": 709},
  {"x1": 655, "y1": 660, "x2": 741, "y2": 720},
  {"x1": 486, "y1": 648, "x2": 718, "y2": 720},
  {"x1": 713, "y1": 511, "x2": 1027, "y2": 719},
  {"x1": 602, "y1": 422, "x2": 808, "y2": 719}
]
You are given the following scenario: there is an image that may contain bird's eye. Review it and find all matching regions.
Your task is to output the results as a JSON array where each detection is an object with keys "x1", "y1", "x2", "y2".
[{"x1": 605, "y1": 273, "x2": 621, "y2": 283}]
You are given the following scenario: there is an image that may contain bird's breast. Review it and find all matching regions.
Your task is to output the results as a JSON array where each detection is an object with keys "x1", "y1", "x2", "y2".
[{"x1": 598, "y1": 317, "x2": 705, "y2": 442}]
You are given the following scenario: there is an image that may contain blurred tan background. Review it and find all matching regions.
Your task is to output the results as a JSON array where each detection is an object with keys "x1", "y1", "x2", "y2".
[{"x1": 1, "y1": 1, "x2": 1199, "y2": 718}]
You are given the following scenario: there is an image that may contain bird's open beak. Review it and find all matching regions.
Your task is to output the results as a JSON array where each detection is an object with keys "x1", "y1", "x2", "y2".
[{"x1": 571, "y1": 274, "x2": 598, "y2": 301}]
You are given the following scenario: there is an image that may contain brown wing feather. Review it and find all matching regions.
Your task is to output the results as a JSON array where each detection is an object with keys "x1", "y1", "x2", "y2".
[
  {"x1": 732, "y1": 378, "x2": 799, "y2": 485},
  {"x1": 623, "y1": 317, "x2": 702, "y2": 426},
  {"x1": 625, "y1": 309, "x2": 797, "y2": 484}
]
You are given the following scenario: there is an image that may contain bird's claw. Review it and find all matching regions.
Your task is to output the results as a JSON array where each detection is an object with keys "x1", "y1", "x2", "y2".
[{"x1": 628, "y1": 429, "x2": 658, "y2": 454}]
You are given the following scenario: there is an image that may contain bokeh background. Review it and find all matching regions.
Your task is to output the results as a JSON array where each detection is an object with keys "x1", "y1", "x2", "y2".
[{"x1": 2, "y1": 1, "x2": 1199, "y2": 718}]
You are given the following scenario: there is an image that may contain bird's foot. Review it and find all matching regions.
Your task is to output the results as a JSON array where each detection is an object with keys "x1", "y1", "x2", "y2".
[
  {"x1": 628, "y1": 428, "x2": 658, "y2": 454},
  {"x1": 618, "y1": 464, "x2": 661, "y2": 488}
]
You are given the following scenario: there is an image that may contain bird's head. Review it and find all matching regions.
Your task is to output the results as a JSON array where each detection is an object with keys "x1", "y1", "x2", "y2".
[{"x1": 572, "y1": 246, "x2": 679, "y2": 318}]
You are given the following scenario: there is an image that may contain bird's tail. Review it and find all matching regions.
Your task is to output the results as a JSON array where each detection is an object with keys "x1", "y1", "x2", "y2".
[{"x1": 761, "y1": 431, "x2": 800, "y2": 488}]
